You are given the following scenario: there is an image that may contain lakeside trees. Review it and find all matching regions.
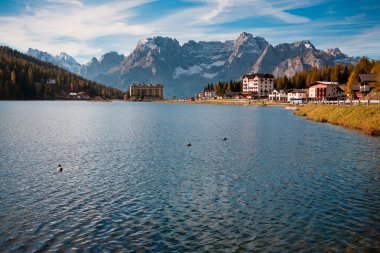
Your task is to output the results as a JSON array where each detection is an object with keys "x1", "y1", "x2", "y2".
[
  {"x1": 199, "y1": 58, "x2": 380, "y2": 97},
  {"x1": 274, "y1": 63, "x2": 354, "y2": 90},
  {"x1": 0, "y1": 46, "x2": 125, "y2": 100},
  {"x1": 275, "y1": 58, "x2": 380, "y2": 93},
  {"x1": 203, "y1": 80, "x2": 242, "y2": 95},
  {"x1": 346, "y1": 58, "x2": 380, "y2": 94}
]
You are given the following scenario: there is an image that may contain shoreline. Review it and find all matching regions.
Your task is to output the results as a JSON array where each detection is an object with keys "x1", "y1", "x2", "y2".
[
  {"x1": 158, "y1": 99, "x2": 292, "y2": 107},
  {"x1": 161, "y1": 100, "x2": 380, "y2": 137},
  {"x1": 295, "y1": 105, "x2": 380, "y2": 136}
]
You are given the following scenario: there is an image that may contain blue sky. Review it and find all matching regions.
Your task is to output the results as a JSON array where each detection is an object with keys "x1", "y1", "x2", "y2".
[{"x1": 0, "y1": 0, "x2": 379, "y2": 63}]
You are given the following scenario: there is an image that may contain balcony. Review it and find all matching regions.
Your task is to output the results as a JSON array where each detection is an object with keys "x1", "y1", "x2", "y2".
[{"x1": 360, "y1": 85, "x2": 371, "y2": 93}]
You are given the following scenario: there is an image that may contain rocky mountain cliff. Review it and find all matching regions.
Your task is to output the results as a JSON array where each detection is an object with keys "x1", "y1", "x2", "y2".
[
  {"x1": 26, "y1": 48, "x2": 81, "y2": 74},
  {"x1": 26, "y1": 33, "x2": 359, "y2": 97}
]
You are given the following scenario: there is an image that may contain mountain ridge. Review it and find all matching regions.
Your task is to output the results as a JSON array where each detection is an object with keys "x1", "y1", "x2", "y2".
[{"x1": 26, "y1": 32, "x2": 360, "y2": 97}]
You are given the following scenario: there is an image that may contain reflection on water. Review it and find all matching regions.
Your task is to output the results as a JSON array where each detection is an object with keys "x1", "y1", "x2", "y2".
[{"x1": 0, "y1": 101, "x2": 380, "y2": 252}]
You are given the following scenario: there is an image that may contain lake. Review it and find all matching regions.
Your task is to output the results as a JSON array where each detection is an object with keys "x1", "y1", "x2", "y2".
[{"x1": 0, "y1": 101, "x2": 380, "y2": 252}]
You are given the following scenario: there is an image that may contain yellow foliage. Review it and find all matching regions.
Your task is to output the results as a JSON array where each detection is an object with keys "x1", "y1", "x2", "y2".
[
  {"x1": 295, "y1": 105, "x2": 380, "y2": 136},
  {"x1": 370, "y1": 62, "x2": 380, "y2": 83}
]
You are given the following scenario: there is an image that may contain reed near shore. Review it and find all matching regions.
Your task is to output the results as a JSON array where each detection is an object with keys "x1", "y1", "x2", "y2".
[{"x1": 295, "y1": 105, "x2": 380, "y2": 136}]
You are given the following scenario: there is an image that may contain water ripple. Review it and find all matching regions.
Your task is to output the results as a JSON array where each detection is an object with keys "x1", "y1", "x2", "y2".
[{"x1": 0, "y1": 102, "x2": 380, "y2": 252}]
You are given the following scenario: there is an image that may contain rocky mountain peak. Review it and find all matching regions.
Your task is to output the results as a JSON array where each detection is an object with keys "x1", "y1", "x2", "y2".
[
  {"x1": 227, "y1": 33, "x2": 268, "y2": 64},
  {"x1": 325, "y1": 48, "x2": 343, "y2": 56},
  {"x1": 89, "y1": 57, "x2": 99, "y2": 64},
  {"x1": 27, "y1": 48, "x2": 40, "y2": 55},
  {"x1": 294, "y1": 40, "x2": 316, "y2": 50},
  {"x1": 137, "y1": 38, "x2": 156, "y2": 50},
  {"x1": 137, "y1": 36, "x2": 180, "y2": 51},
  {"x1": 99, "y1": 51, "x2": 124, "y2": 64},
  {"x1": 26, "y1": 48, "x2": 80, "y2": 73},
  {"x1": 57, "y1": 52, "x2": 80, "y2": 66},
  {"x1": 236, "y1": 32, "x2": 253, "y2": 41},
  {"x1": 234, "y1": 32, "x2": 267, "y2": 49},
  {"x1": 27, "y1": 48, "x2": 54, "y2": 61}
]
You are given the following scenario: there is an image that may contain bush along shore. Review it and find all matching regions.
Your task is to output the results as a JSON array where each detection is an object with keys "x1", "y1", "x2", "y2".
[{"x1": 295, "y1": 105, "x2": 380, "y2": 136}]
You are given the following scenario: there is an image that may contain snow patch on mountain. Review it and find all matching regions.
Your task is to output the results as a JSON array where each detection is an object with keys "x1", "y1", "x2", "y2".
[
  {"x1": 173, "y1": 65, "x2": 203, "y2": 79},
  {"x1": 202, "y1": 72, "x2": 218, "y2": 78},
  {"x1": 212, "y1": 60, "x2": 225, "y2": 66},
  {"x1": 200, "y1": 63, "x2": 212, "y2": 69},
  {"x1": 137, "y1": 38, "x2": 159, "y2": 51}
]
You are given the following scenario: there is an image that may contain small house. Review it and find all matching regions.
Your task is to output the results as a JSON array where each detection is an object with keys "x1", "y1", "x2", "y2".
[
  {"x1": 269, "y1": 89, "x2": 287, "y2": 101},
  {"x1": 204, "y1": 90, "x2": 216, "y2": 98},
  {"x1": 308, "y1": 81, "x2": 343, "y2": 100},
  {"x1": 287, "y1": 89, "x2": 306, "y2": 103},
  {"x1": 358, "y1": 74, "x2": 377, "y2": 93}
]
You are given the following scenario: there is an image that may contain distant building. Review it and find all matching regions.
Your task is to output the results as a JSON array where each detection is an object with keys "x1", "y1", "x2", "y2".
[
  {"x1": 204, "y1": 90, "x2": 216, "y2": 98},
  {"x1": 308, "y1": 81, "x2": 343, "y2": 100},
  {"x1": 129, "y1": 84, "x2": 163, "y2": 100},
  {"x1": 77, "y1": 91, "x2": 90, "y2": 99},
  {"x1": 287, "y1": 89, "x2": 307, "y2": 103},
  {"x1": 196, "y1": 92, "x2": 204, "y2": 99},
  {"x1": 69, "y1": 91, "x2": 90, "y2": 99},
  {"x1": 268, "y1": 89, "x2": 287, "y2": 101},
  {"x1": 358, "y1": 74, "x2": 377, "y2": 94},
  {"x1": 242, "y1": 73, "x2": 274, "y2": 98}
]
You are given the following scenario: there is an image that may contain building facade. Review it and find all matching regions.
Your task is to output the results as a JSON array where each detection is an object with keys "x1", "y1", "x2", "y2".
[
  {"x1": 242, "y1": 74, "x2": 274, "y2": 98},
  {"x1": 308, "y1": 81, "x2": 343, "y2": 100},
  {"x1": 269, "y1": 89, "x2": 288, "y2": 101},
  {"x1": 287, "y1": 89, "x2": 307, "y2": 103},
  {"x1": 358, "y1": 74, "x2": 377, "y2": 93},
  {"x1": 129, "y1": 84, "x2": 163, "y2": 100},
  {"x1": 204, "y1": 90, "x2": 216, "y2": 98}
]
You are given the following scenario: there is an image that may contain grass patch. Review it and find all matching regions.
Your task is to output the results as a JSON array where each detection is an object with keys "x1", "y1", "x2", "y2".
[{"x1": 295, "y1": 105, "x2": 380, "y2": 136}]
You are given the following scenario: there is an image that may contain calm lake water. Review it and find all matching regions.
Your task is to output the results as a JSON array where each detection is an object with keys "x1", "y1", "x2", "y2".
[{"x1": 0, "y1": 101, "x2": 380, "y2": 252}]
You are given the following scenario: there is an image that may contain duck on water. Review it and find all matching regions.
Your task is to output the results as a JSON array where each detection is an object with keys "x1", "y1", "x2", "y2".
[{"x1": 57, "y1": 164, "x2": 63, "y2": 172}]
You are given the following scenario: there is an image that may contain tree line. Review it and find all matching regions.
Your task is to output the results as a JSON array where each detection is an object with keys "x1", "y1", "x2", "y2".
[
  {"x1": 346, "y1": 58, "x2": 380, "y2": 94},
  {"x1": 0, "y1": 46, "x2": 125, "y2": 100},
  {"x1": 275, "y1": 58, "x2": 380, "y2": 92},
  {"x1": 201, "y1": 57, "x2": 380, "y2": 95},
  {"x1": 203, "y1": 80, "x2": 242, "y2": 95},
  {"x1": 274, "y1": 63, "x2": 354, "y2": 90}
]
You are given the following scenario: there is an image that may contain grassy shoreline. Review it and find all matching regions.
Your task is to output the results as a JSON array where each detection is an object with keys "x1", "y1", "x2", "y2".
[
  {"x1": 295, "y1": 105, "x2": 380, "y2": 136},
  {"x1": 159, "y1": 99, "x2": 291, "y2": 107}
]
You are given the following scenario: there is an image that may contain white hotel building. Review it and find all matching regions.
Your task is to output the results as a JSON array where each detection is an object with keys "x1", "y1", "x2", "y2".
[{"x1": 242, "y1": 74, "x2": 275, "y2": 98}]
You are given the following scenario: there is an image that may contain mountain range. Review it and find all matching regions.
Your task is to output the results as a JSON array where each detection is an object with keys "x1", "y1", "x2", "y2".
[{"x1": 26, "y1": 32, "x2": 359, "y2": 97}]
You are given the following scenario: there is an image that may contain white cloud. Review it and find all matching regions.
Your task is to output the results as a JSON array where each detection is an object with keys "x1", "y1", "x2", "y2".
[
  {"x1": 184, "y1": 0, "x2": 316, "y2": 24},
  {"x1": 0, "y1": 0, "x2": 154, "y2": 62},
  {"x1": 1, "y1": 0, "x2": 379, "y2": 62},
  {"x1": 45, "y1": 0, "x2": 84, "y2": 7}
]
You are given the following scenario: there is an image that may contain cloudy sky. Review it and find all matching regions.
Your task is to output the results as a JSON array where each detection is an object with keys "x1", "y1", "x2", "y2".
[{"x1": 0, "y1": 0, "x2": 379, "y2": 63}]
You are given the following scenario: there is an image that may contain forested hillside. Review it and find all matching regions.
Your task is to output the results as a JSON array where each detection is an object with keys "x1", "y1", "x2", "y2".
[
  {"x1": 274, "y1": 63, "x2": 354, "y2": 90},
  {"x1": 0, "y1": 46, "x2": 125, "y2": 100},
  {"x1": 275, "y1": 58, "x2": 380, "y2": 91}
]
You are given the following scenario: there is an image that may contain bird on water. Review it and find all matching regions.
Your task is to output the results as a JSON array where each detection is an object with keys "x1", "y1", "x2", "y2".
[
  {"x1": 187, "y1": 142, "x2": 192, "y2": 147},
  {"x1": 57, "y1": 164, "x2": 63, "y2": 172}
]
